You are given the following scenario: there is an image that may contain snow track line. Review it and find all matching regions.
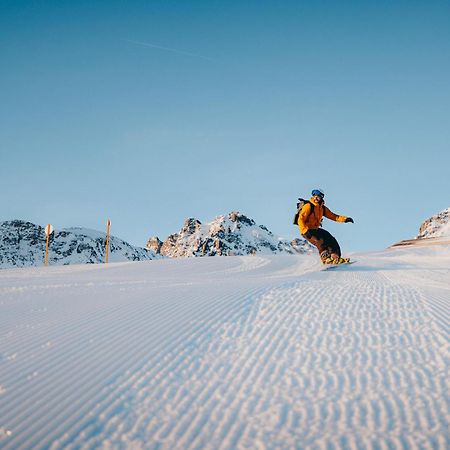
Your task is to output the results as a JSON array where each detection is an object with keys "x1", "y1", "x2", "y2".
[
  {"x1": 1, "y1": 292, "x2": 211, "y2": 446},
  {"x1": 0, "y1": 291, "x2": 175, "y2": 389},
  {"x1": 420, "y1": 288, "x2": 450, "y2": 341},
  {"x1": 2, "y1": 273, "x2": 240, "y2": 362},
  {"x1": 1, "y1": 282, "x2": 270, "y2": 446},
  {"x1": 65, "y1": 282, "x2": 296, "y2": 450},
  {"x1": 51, "y1": 284, "x2": 270, "y2": 450},
  {"x1": 138, "y1": 278, "x2": 436, "y2": 442},
  {"x1": 145, "y1": 273, "x2": 447, "y2": 448},
  {"x1": 1, "y1": 284, "x2": 211, "y2": 442}
]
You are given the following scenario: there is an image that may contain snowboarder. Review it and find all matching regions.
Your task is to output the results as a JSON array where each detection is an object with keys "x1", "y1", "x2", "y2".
[{"x1": 298, "y1": 189, "x2": 354, "y2": 264}]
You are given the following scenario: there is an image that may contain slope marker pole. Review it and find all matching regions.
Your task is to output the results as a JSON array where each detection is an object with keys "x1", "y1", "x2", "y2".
[
  {"x1": 44, "y1": 224, "x2": 54, "y2": 266},
  {"x1": 105, "y1": 219, "x2": 111, "y2": 264}
]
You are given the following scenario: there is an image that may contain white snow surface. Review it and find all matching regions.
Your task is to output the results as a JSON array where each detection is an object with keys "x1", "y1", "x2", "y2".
[{"x1": 0, "y1": 246, "x2": 449, "y2": 449}]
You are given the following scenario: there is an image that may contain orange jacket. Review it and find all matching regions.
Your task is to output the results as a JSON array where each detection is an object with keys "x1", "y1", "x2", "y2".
[{"x1": 298, "y1": 197, "x2": 348, "y2": 235}]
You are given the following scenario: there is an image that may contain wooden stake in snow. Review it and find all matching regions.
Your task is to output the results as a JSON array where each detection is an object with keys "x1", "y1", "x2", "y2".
[
  {"x1": 105, "y1": 219, "x2": 111, "y2": 264},
  {"x1": 44, "y1": 224, "x2": 54, "y2": 266}
]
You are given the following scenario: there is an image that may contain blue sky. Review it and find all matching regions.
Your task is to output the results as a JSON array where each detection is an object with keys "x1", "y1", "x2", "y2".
[{"x1": 1, "y1": 0, "x2": 449, "y2": 252}]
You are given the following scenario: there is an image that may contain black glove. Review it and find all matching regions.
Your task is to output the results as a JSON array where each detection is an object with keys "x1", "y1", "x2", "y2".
[
  {"x1": 304, "y1": 230, "x2": 313, "y2": 239},
  {"x1": 345, "y1": 217, "x2": 354, "y2": 223}
]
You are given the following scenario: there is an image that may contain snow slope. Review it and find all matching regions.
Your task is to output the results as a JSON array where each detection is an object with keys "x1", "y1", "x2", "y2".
[{"x1": 0, "y1": 246, "x2": 449, "y2": 449}]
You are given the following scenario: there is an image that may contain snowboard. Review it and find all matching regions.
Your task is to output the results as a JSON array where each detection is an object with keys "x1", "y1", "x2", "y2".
[{"x1": 322, "y1": 260, "x2": 356, "y2": 271}]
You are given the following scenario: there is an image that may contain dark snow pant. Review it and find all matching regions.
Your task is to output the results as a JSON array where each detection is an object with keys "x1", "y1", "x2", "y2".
[{"x1": 302, "y1": 228, "x2": 341, "y2": 260}]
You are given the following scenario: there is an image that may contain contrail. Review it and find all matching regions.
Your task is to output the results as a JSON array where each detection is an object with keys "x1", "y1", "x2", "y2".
[{"x1": 124, "y1": 39, "x2": 215, "y2": 62}]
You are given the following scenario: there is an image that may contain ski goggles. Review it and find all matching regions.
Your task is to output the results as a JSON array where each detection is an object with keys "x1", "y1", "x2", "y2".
[{"x1": 311, "y1": 189, "x2": 324, "y2": 198}]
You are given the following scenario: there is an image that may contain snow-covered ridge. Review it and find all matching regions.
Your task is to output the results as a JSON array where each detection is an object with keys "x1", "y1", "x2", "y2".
[
  {"x1": 417, "y1": 207, "x2": 450, "y2": 239},
  {"x1": 391, "y1": 207, "x2": 450, "y2": 247},
  {"x1": 147, "y1": 211, "x2": 312, "y2": 257},
  {"x1": 0, "y1": 220, "x2": 160, "y2": 269}
]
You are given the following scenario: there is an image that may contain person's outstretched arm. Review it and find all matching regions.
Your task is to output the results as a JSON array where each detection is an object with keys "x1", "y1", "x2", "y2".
[{"x1": 323, "y1": 206, "x2": 353, "y2": 223}]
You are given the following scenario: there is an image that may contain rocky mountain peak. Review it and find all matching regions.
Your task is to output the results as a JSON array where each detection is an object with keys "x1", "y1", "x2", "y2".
[
  {"x1": 148, "y1": 211, "x2": 312, "y2": 258},
  {"x1": 181, "y1": 218, "x2": 203, "y2": 235},
  {"x1": 146, "y1": 237, "x2": 163, "y2": 254},
  {"x1": 417, "y1": 207, "x2": 450, "y2": 239}
]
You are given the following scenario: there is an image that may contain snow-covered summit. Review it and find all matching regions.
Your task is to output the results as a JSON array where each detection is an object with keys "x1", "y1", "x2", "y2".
[
  {"x1": 0, "y1": 220, "x2": 160, "y2": 269},
  {"x1": 417, "y1": 207, "x2": 450, "y2": 239},
  {"x1": 148, "y1": 211, "x2": 312, "y2": 258}
]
